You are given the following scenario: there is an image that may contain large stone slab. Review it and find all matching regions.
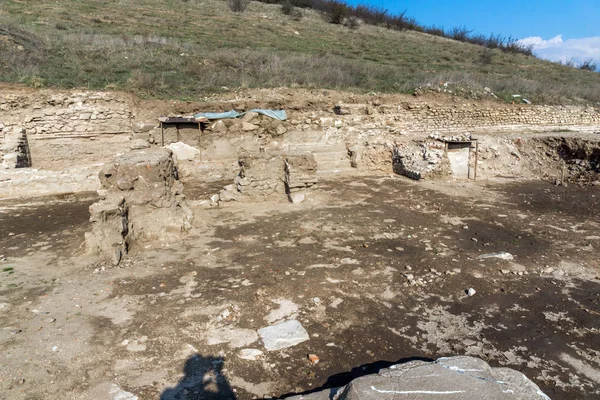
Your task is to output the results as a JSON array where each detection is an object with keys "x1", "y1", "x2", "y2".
[
  {"x1": 285, "y1": 356, "x2": 549, "y2": 400},
  {"x1": 167, "y1": 141, "x2": 200, "y2": 161},
  {"x1": 258, "y1": 319, "x2": 309, "y2": 351}
]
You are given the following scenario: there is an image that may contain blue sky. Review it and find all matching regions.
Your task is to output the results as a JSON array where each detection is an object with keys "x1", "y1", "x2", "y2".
[{"x1": 345, "y1": 0, "x2": 600, "y2": 64}]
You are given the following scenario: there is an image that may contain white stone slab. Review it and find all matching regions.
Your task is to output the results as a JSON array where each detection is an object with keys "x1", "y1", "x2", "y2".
[{"x1": 258, "y1": 319, "x2": 309, "y2": 351}]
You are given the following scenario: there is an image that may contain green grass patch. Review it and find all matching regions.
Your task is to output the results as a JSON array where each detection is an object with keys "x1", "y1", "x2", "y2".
[{"x1": 0, "y1": 0, "x2": 598, "y2": 103}]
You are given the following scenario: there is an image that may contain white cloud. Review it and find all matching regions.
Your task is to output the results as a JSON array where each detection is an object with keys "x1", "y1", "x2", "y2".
[
  {"x1": 517, "y1": 34, "x2": 600, "y2": 65},
  {"x1": 518, "y1": 34, "x2": 564, "y2": 48}
]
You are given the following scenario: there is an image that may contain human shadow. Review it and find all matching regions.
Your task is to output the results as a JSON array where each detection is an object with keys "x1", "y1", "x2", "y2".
[
  {"x1": 279, "y1": 356, "x2": 433, "y2": 399},
  {"x1": 161, "y1": 354, "x2": 236, "y2": 400}
]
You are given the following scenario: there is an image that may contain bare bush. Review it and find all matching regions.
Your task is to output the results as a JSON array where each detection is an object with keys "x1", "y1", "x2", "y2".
[
  {"x1": 354, "y1": 5, "x2": 387, "y2": 26},
  {"x1": 449, "y1": 26, "x2": 471, "y2": 41},
  {"x1": 425, "y1": 25, "x2": 444, "y2": 37},
  {"x1": 579, "y1": 58, "x2": 598, "y2": 72},
  {"x1": 281, "y1": 1, "x2": 302, "y2": 20},
  {"x1": 227, "y1": 0, "x2": 251, "y2": 13},
  {"x1": 504, "y1": 37, "x2": 533, "y2": 55},
  {"x1": 324, "y1": 1, "x2": 346, "y2": 25}
]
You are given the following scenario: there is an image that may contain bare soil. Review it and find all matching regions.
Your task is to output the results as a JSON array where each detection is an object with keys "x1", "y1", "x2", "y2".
[{"x1": 0, "y1": 177, "x2": 599, "y2": 399}]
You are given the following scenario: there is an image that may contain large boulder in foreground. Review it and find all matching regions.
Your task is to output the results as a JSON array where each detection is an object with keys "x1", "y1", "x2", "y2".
[{"x1": 285, "y1": 356, "x2": 549, "y2": 400}]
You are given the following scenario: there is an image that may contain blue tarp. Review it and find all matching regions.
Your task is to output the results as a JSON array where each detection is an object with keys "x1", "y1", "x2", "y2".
[{"x1": 194, "y1": 109, "x2": 287, "y2": 121}]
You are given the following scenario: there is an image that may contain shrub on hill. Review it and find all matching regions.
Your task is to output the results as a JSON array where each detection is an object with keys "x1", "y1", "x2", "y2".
[
  {"x1": 324, "y1": 1, "x2": 347, "y2": 24},
  {"x1": 580, "y1": 59, "x2": 598, "y2": 72},
  {"x1": 281, "y1": 0, "x2": 302, "y2": 20},
  {"x1": 227, "y1": 0, "x2": 251, "y2": 12},
  {"x1": 257, "y1": 0, "x2": 534, "y2": 56}
]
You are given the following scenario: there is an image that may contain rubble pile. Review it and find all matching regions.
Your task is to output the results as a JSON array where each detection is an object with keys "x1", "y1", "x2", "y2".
[{"x1": 428, "y1": 132, "x2": 472, "y2": 142}]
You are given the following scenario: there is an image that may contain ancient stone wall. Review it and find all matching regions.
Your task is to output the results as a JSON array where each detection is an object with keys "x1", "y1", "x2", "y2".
[
  {"x1": 299, "y1": 103, "x2": 600, "y2": 135},
  {"x1": 1, "y1": 91, "x2": 133, "y2": 169},
  {"x1": 396, "y1": 104, "x2": 600, "y2": 133}
]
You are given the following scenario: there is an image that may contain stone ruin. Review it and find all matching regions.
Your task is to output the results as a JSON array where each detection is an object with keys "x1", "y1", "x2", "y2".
[
  {"x1": 1, "y1": 126, "x2": 31, "y2": 169},
  {"x1": 392, "y1": 133, "x2": 477, "y2": 181},
  {"x1": 85, "y1": 148, "x2": 193, "y2": 265},
  {"x1": 214, "y1": 151, "x2": 318, "y2": 205},
  {"x1": 284, "y1": 153, "x2": 318, "y2": 203},
  {"x1": 393, "y1": 140, "x2": 451, "y2": 180}
]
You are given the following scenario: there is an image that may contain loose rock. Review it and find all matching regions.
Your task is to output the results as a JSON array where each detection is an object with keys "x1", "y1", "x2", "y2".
[{"x1": 258, "y1": 319, "x2": 309, "y2": 351}]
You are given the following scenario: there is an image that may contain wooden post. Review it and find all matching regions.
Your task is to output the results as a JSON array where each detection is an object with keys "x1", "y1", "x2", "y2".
[
  {"x1": 468, "y1": 143, "x2": 471, "y2": 180},
  {"x1": 474, "y1": 140, "x2": 479, "y2": 181},
  {"x1": 161, "y1": 123, "x2": 164, "y2": 146}
]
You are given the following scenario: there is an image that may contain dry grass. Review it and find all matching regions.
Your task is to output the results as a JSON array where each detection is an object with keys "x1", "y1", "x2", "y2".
[{"x1": 0, "y1": 0, "x2": 599, "y2": 103}]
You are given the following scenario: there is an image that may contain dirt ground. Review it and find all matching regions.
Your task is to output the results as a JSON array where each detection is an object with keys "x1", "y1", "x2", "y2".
[{"x1": 1, "y1": 175, "x2": 599, "y2": 400}]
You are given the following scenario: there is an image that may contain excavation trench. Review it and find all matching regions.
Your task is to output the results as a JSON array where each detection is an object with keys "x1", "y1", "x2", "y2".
[{"x1": 1, "y1": 128, "x2": 599, "y2": 400}]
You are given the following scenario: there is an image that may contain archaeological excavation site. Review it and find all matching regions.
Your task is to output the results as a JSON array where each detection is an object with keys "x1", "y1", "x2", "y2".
[{"x1": 1, "y1": 85, "x2": 599, "y2": 400}]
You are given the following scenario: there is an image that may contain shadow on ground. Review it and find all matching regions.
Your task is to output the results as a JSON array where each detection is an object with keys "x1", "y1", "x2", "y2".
[
  {"x1": 279, "y1": 357, "x2": 433, "y2": 399},
  {"x1": 161, "y1": 354, "x2": 236, "y2": 400}
]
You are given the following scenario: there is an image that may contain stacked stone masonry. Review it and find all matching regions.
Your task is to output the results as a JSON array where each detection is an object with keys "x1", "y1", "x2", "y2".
[
  {"x1": 398, "y1": 104, "x2": 600, "y2": 132},
  {"x1": 0, "y1": 91, "x2": 134, "y2": 169},
  {"x1": 22, "y1": 92, "x2": 132, "y2": 137}
]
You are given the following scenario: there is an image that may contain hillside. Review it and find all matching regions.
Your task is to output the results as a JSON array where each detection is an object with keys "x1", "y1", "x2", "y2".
[{"x1": 1, "y1": 0, "x2": 600, "y2": 103}]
